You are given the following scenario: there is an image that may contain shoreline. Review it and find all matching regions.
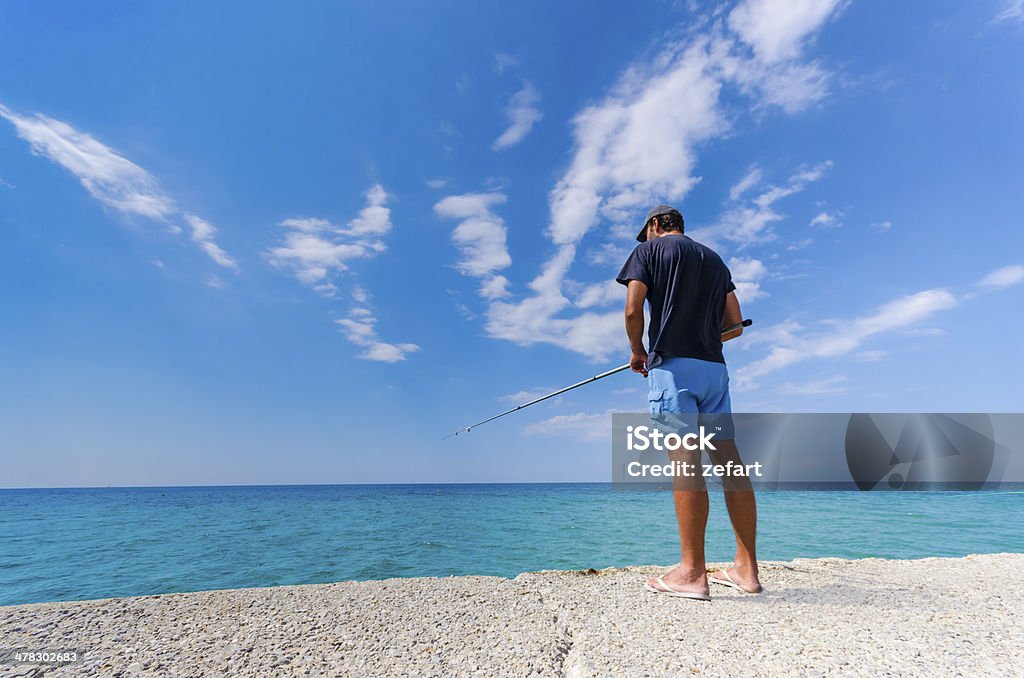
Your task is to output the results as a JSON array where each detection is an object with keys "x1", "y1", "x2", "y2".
[{"x1": 2, "y1": 553, "x2": 1021, "y2": 676}]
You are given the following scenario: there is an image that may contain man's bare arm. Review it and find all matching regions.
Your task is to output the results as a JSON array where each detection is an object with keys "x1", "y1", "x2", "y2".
[
  {"x1": 722, "y1": 291, "x2": 743, "y2": 342},
  {"x1": 625, "y1": 280, "x2": 649, "y2": 376}
]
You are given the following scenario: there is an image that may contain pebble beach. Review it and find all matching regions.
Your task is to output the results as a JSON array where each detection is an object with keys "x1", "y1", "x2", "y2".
[{"x1": 1, "y1": 553, "x2": 1021, "y2": 677}]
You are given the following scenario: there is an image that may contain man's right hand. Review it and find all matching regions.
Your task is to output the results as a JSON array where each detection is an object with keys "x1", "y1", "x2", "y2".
[{"x1": 630, "y1": 350, "x2": 649, "y2": 377}]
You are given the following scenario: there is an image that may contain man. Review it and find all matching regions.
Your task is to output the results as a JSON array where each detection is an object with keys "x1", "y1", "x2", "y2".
[{"x1": 616, "y1": 204, "x2": 762, "y2": 600}]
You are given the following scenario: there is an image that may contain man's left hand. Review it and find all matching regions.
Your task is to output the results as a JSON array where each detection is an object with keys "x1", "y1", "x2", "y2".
[{"x1": 630, "y1": 350, "x2": 649, "y2": 377}]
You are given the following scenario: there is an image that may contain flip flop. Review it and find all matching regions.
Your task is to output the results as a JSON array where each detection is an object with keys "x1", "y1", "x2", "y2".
[
  {"x1": 643, "y1": 577, "x2": 711, "y2": 601},
  {"x1": 708, "y1": 569, "x2": 762, "y2": 594}
]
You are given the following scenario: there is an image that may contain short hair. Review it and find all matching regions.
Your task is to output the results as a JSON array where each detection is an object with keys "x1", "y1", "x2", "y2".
[{"x1": 653, "y1": 211, "x2": 684, "y2": 233}]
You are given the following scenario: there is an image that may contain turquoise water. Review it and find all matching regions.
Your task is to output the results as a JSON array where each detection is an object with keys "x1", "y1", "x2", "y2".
[{"x1": 1, "y1": 484, "x2": 1022, "y2": 606}]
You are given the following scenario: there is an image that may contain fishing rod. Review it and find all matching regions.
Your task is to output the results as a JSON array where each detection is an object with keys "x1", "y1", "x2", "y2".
[{"x1": 442, "y1": 318, "x2": 752, "y2": 440}]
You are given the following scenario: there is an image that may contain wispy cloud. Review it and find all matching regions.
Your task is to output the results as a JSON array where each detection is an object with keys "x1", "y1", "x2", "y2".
[
  {"x1": 728, "y1": 256, "x2": 769, "y2": 302},
  {"x1": 494, "y1": 52, "x2": 518, "y2": 74},
  {"x1": 0, "y1": 103, "x2": 237, "y2": 270},
  {"x1": 809, "y1": 210, "x2": 841, "y2": 229},
  {"x1": 992, "y1": 0, "x2": 1023, "y2": 24},
  {"x1": 438, "y1": 0, "x2": 844, "y2": 361},
  {"x1": 978, "y1": 264, "x2": 1024, "y2": 289},
  {"x1": 499, "y1": 388, "x2": 555, "y2": 404},
  {"x1": 728, "y1": 0, "x2": 846, "y2": 63},
  {"x1": 778, "y1": 374, "x2": 848, "y2": 395},
  {"x1": 523, "y1": 411, "x2": 612, "y2": 440},
  {"x1": 871, "y1": 220, "x2": 892, "y2": 232},
  {"x1": 729, "y1": 166, "x2": 763, "y2": 201},
  {"x1": 270, "y1": 186, "x2": 417, "y2": 360},
  {"x1": 433, "y1": 192, "x2": 512, "y2": 300},
  {"x1": 185, "y1": 214, "x2": 238, "y2": 271},
  {"x1": 1, "y1": 104, "x2": 174, "y2": 220},
  {"x1": 335, "y1": 290, "x2": 420, "y2": 363},
  {"x1": 855, "y1": 350, "x2": 886, "y2": 362},
  {"x1": 691, "y1": 161, "x2": 833, "y2": 248},
  {"x1": 493, "y1": 82, "x2": 542, "y2": 150},
  {"x1": 570, "y1": 280, "x2": 625, "y2": 309},
  {"x1": 268, "y1": 184, "x2": 390, "y2": 296},
  {"x1": 735, "y1": 288, "x2": 957, "y2": 390}
]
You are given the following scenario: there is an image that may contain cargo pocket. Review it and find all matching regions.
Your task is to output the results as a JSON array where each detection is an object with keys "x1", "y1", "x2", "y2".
[{"x1": 649, "y1": 388, "x2": 671, "y2": 415}]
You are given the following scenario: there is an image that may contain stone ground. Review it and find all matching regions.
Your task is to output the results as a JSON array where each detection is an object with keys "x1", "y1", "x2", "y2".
[{"x1": 1, "y1": 554, "x2": 1022, "y2": 677}]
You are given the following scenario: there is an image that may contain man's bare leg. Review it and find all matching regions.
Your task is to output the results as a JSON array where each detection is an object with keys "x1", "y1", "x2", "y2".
[
  {"x1": 645, "y1": 451, "x2": 710, "y2": 595},
  {"x1": 711, "y1": 439, "x2": 763, "y2": 592}
]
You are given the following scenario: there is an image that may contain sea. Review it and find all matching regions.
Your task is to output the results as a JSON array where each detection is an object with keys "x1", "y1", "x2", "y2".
[{"x1": 1, "y1": 483, "x2": 1022, "y2": 606}]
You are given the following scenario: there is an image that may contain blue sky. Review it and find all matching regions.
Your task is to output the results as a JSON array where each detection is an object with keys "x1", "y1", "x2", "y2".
[{"x1": 1, "y1": 0, "x2": 1023, "y2": 487}]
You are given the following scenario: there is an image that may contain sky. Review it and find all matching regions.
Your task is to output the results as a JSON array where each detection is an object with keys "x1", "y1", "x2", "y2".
[{"x1": 1, "y1": 0, "x2": 1023, "y2": 487}]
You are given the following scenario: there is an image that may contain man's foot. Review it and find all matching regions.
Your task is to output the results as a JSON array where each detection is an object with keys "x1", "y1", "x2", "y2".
[
  {"x1": 645, "y1": 566, "x2": 709, "y2": 598},
  {"x1": 708, "y1": 566, "x2": 762, "y2": 594}
]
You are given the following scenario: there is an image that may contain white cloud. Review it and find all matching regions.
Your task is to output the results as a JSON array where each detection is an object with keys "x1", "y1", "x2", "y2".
[
  {"x1": 978, "y1": 264, "x2": 1024, "y2": 289},
  {"x1": 1, "y1": 103, "x2": 239, "y2": 272},
  {"x1": 334, "y1": 288, "x2": 419, "y2": 362},
  {"x1": 270, "y1": 185, "x2": 417, "y2": 361},
  {"x1": 809, "y1": 210, "x2": 841, "y2": 229},
  {"x1": 735, "y1": 288, "x2": 957, "y2": 390},
  {"x1": 0, "y1": 104, "x2": 175, "y2": 220},
  {"x1": 494, "y1": 53, "x2": 518, "y2": 73},
  {"x1": 855, "y1": 350, "x2": 886, "y2": 362},
  {"x1": 992, "y1": 0, "x2": 1024, "y2": 24},
  {"x1": 479, "y1": 275, "x2": 510, "y2": 300},
  {"x1": 691, "y1": 161, "x2": 833, "y2": 248},
  {"x1": 184, "y1": 214, "x2": 238, "y2": 270},
  {"x1": 426, "y1": 178, "x2": 447, "y2": 189},
  {"x1": 586, "y1": 242, "x2": 634, "y2": 267},
  {"x1": 728, "y1": 256, "x2": 769, "y2": 302},
  {"x1": 871, "y1": 220, "x2": 892, "y2": 232},
  {"x1": 204, "y1": 274, "x2": 224, "y2": 289},
  {"x1": 500, "y1": 388, "x2": 555, "y2": 404},
  {"x1": 433, "y1": 192, "x2": 513, "y2": 300},
  {"x1": 523, "y1": 411, "x2": 612, "y2": 440},
  {"x1": 336, "y1": 312, "x2": 420, "y2": 363},
  {"x1": 268, "y1": 184, "x2": 391, "y2": 296},
  {"x1": 437, "y1": 3, "x2": 842, "y2": 362},
  {"x1": 547, "y1": 40, "x2": 724, "y2": 248},
  {"x1": 493, "y1": 82, "x2": 542, "y2": 150},
  {"x1": 344, "y1": 184, "x2": 392, "y2": 237},
  {"x1": 778, "y1": 374, "x2": 848, "y2": 395},
  {"x1": 715, "y1": 48, "x2": 831, "y2": 114},
  {"x1": 729, "y1": 256, "x2": 768, "y2": 281},
  {"x1": 729, "y1": 167, "x2": 763, "y2": 200},
  {"x1": 904, "y1": 327, "x2": 946, "y2": 337},
  {"x1": 351, "y1": 285, "x2": 370, "y2": 304},
  {"x1": 728, "y1": 0, "x2": 845, "y2": 63},
  {"x1": 572, "y1": 280, "x2": 625, "y2": 309}
]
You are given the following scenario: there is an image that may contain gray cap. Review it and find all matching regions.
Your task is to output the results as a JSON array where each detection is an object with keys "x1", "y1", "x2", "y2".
[{"x1": 636, "y1": 204, "x2": 683, "y2": 242}]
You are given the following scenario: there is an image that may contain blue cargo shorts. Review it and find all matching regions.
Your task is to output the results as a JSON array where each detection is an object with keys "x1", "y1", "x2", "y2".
[{"x1": 648, "y1": 356, "x2": 735, "y2": 440}]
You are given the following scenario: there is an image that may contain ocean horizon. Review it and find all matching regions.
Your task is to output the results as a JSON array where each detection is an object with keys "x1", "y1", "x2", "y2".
[{"x1": 2, "y1": 482, "x2": 1022, "y2": 607}]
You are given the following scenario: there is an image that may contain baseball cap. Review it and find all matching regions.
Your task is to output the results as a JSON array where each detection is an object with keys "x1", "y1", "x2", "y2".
[{"x1": 636, "y1": 204, "x2": 683, "y2": 243}]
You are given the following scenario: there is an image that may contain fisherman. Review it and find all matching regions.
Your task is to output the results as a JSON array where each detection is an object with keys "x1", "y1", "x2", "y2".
[{"x1": 616, "y1": 204, "x2": 763, "y2": 600}]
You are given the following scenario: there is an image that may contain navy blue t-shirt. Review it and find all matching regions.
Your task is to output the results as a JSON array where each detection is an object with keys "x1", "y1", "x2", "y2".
[{"x1": 616, "y1": 234, "x2": 735, "y2": 365}]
